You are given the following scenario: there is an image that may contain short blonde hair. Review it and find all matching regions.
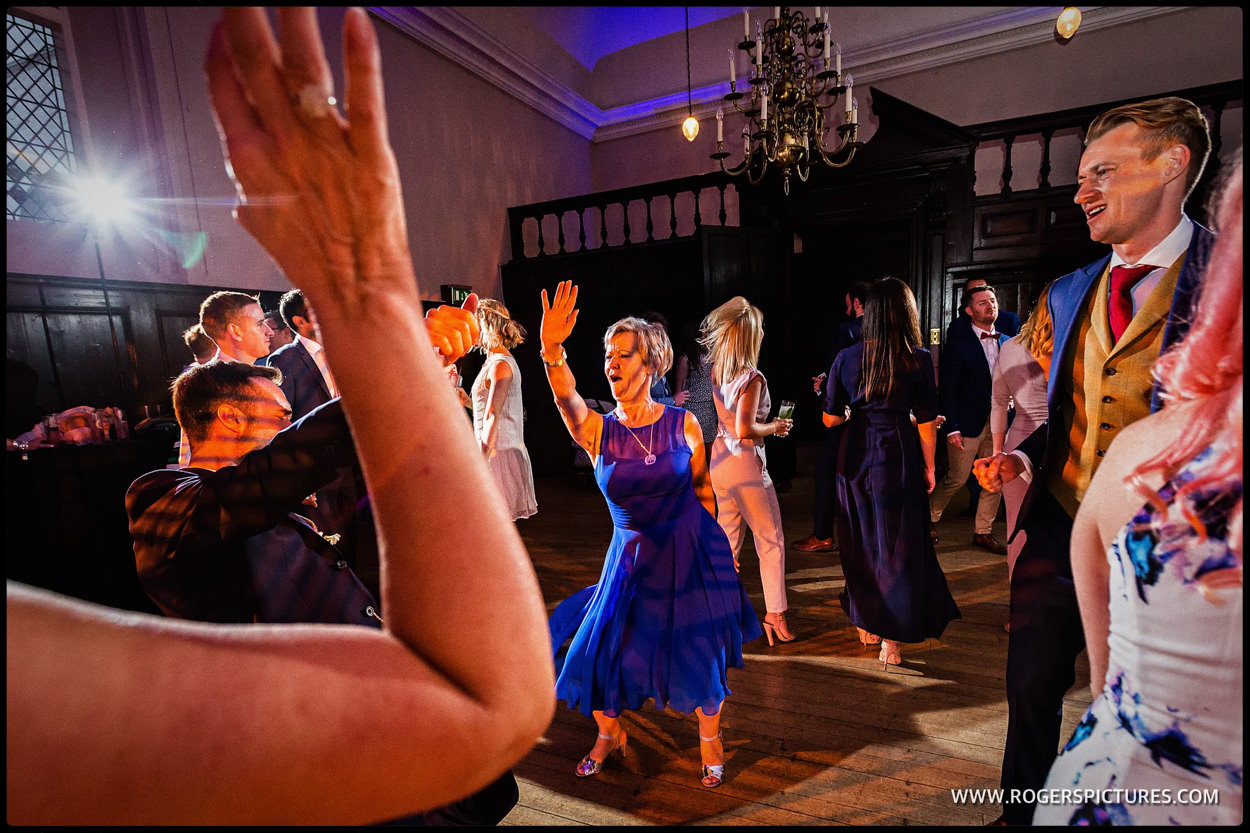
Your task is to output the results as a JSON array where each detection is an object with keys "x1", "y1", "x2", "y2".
[
  {"x1": 700, "y1": 296, "x2": 763, "y2": 386},
  {"x1": 604, "y1": 317, "x2": 672, "y2": 378},
  {"x1": 1085, "y1": 96, "x2": 1211, "y2": 199},
  {"x1": 475, "y1": 298, "x2": 526, "y2": 350}
]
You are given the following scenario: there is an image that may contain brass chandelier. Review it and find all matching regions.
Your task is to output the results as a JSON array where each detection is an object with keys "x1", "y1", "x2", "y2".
[{"x1": 712, "y1": 6, "x2": 861, "y2": 194}]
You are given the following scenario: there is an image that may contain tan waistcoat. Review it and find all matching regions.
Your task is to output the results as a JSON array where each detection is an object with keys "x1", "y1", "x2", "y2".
[{"x1": 1047, "y1": 256, "x2": 1185, "y2": 516}]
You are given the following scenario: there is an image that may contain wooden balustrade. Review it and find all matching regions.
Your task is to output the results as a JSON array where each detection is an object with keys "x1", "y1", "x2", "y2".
[
  {"x1": 969, "y1": 80, "x2": 1242, "y2": 206},
  {"x1": 505, "y1": 82, "x2": 1240, "y2": 268},
  {"x1": 507, "y1": 172, "x2": 741, "y2": 261}
]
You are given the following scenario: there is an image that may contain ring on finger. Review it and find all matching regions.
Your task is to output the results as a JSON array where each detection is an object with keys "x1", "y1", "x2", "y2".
[{"x1": 293, "y1": 84, "x2": 338, "y2": 119}]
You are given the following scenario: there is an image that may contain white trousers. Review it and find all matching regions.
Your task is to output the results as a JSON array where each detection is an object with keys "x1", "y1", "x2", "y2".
[{"x1": 709, "y1": 438, "x2": 788, "y2": 614}]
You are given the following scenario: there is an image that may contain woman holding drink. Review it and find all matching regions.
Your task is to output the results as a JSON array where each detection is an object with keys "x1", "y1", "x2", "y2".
[{"x1": 701, "y1": 296, "x2": 796, "y2": 645}]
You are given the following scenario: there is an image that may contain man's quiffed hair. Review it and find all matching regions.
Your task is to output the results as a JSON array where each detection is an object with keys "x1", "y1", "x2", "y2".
[
  {"x1": 199, "y1": 291, "x2": 261, "y2": 340},
  {"x1": 172, "y1": 359, "x2": 282, "y2": 445},
  {"x1": 1086, "y1": 96, "x2": 1212, "y2": 200},
  {"x1": 278, "y1": 288, "x2": 309, "y2": 331}
]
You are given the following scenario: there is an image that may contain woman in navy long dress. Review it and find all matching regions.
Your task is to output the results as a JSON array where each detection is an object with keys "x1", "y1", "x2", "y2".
[
  {"x1": 823, "y1": 277, "x2": 960, "y2": 668},
  {"x1": 539, "y1": 281, "x2": 761, "y2": 789}
]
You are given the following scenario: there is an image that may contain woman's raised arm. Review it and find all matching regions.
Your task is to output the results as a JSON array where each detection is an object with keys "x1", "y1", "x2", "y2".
[
  {"x1": 6, "y1": 8, "x2": 553, "y2": 825},
  {"x1": 540, "y1": 280, "x2": 602, "y2": 456}
]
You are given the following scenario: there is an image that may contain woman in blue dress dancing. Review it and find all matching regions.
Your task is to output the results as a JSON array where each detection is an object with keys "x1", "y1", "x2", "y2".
[{"x1": 539, "y1": 280, "x2": 762, "y2": 789}]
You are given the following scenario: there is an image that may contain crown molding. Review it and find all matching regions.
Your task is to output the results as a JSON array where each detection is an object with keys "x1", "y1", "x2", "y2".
[
  {"x1": 369, "y1": 6, "x2": 1191, "y2": 144},
  {"x1": 368, "y1": 6, "x2": 601, "y2": 139}
]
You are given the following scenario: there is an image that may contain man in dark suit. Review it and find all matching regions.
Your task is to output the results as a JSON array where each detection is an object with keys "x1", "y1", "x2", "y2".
[
  {"x1": 930, "y1": 283, "x2": 1008, "y2": 554},
  {"x1": 128, "y1": 360, "x2": 378, "y2": 625},
  {"x1": 948, "y1": 278, "x2": 1019, "y2": 518},
  {"x1": 266, "y1": 288, "x2": 337, "y2": 415},
  {"x1": 265, "y1": 288, "x2": 369, "y2": 585},
  {"x1": 793, "y1": 280, "x2": 869, "y2": 552},
  {"x1": 974, "y1": 96, "x2": 1213, "y2": 825},
  {"x1": 956, "y1": 278, "x2": 1021, "y2": 337},
  {"x1": 129, "y1": 314, "x2": 514, "y2": 825}
]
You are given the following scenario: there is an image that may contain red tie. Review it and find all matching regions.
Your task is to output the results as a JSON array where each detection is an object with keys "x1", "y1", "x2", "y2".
[
  {"x1": 979, "y1": 330, "x2": 998, "y2": 340},
  {"x1": 1108, "y1": 264, "x2": 1153, "y2": 342}
]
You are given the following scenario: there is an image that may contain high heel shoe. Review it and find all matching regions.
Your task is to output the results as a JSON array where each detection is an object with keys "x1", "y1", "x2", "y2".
[
  {"x1": 699, "y1": 732, "x2": 725, "y2": 788},
  {"x1": 856, "y1": 627, "x2": 881, "y2": 646},
  {"x1": 761, "y1": 611, "x2": 795, "y2": 646},
  {"x1": 575, "y1": 730, "x2": 627, "y2": 777},
  {"x1": 879, "y1": 639, "x2": 902, "y2": 669}
]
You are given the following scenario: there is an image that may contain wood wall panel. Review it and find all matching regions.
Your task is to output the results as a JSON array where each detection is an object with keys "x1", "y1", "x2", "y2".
[{"x1": 6, "y1": 274, "x2": 255, "y2": 432}]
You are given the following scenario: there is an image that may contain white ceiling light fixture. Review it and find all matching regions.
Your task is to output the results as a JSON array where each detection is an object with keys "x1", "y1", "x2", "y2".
[{"x1": 1055, "y1": 7, "x2": 1082, "y2": 40}]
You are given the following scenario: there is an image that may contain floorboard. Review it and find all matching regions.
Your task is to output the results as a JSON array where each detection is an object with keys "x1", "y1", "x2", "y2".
[{"x1": 501, "y1": 440, "x2": 1093, "y2": 825}]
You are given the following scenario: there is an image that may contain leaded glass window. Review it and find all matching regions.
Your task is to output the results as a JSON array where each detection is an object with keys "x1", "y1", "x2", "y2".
[{"x1": 7, "y1": 12, "x2": 78, "y2": 222}]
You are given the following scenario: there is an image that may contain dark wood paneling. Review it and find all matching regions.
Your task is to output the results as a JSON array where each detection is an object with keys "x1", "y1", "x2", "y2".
[
  {"x1": 5, "y1": 274, "x2": 261, "y2": 434},
  {"x1": 502, "y1": 234, "x2": 764, "y2": 476},
  {"x1": 8, "y1": 437, "x2": 172, "y2": 614},
  {"x1": 971, "y1": 189, "x2": 1104, "y2": 266}
]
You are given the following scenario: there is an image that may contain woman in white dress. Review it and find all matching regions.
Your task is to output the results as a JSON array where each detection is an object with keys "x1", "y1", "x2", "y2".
[
  {"x1": 988, "y1": 287, "x2": 1053, "y2": 580},
  {"x1": 701, "y1": 297, "x2": 796, "y2": 645},
  {"x1": 472, "y1": 299, "x2": 537, "y2": 521}
]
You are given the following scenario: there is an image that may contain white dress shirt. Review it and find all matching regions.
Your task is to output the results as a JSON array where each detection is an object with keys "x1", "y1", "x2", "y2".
[
  {"x1": 297, "y1": 333, "x2": 339, "y2": 398},
  {"x1": 1108, "y1": 214, "x2": 1193, "y2": 314}
]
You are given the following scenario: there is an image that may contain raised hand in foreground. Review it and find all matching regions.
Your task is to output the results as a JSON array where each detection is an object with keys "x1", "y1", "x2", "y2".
[{"x1": 7, "y1": 8, "x2": 552, "y2": 825}]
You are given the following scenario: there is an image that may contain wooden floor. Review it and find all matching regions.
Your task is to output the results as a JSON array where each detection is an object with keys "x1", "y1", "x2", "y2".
[{"x1": 502, "y1": 441, "x2": 1092, "y2": 826}]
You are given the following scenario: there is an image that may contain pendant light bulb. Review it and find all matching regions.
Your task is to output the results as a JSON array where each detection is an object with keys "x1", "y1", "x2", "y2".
[
  {"x1": 1055, "y1": 7, "x2": 1082, "y2": 40},
  {"x1": 682, "y1": 114, "x2": 700, "y2": 142},
  {"x1": 680, "y1": 8, "x2": 699, "y2": 143}
]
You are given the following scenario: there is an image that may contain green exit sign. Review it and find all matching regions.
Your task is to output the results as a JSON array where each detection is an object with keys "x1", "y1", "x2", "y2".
[{"x1": 441, "y1": 284, "x2": 472, "y2": 306}]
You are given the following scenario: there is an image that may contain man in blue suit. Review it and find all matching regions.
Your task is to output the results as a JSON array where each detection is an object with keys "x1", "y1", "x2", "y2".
[
  {"x1": 929, "y1": 283, "x2": 1009, "y2": 554},
  {"x1": 974, "y1": 97, "x2": 1213, "y2": 825}
]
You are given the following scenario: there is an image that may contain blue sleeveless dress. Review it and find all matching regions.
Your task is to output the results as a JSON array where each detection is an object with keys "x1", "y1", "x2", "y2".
[{"x1": 549, "y1": 406, "x2": 762, "y2": 718}]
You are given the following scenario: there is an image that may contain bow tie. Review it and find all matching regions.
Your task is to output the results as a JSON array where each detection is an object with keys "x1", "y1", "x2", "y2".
[{"x1": 979, "y1": 331, "x2": 999, "y2": 340}]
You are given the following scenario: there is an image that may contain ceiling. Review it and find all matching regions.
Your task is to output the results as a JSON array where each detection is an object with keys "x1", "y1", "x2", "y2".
[
  {"x1": 506, "y1": 7, "x2": 747, "y2": 71},
  {"x1": 507, "y1": 6, "x2": 1028, "y2": 72},
  {"x1": 371, "y1": 7, "x2": 1189, "y2": 140}
]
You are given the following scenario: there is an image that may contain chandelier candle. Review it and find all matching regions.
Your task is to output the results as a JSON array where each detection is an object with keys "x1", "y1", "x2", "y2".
[{"x1": 711, "y1": 5, "x2": 862, "y2": 194}]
